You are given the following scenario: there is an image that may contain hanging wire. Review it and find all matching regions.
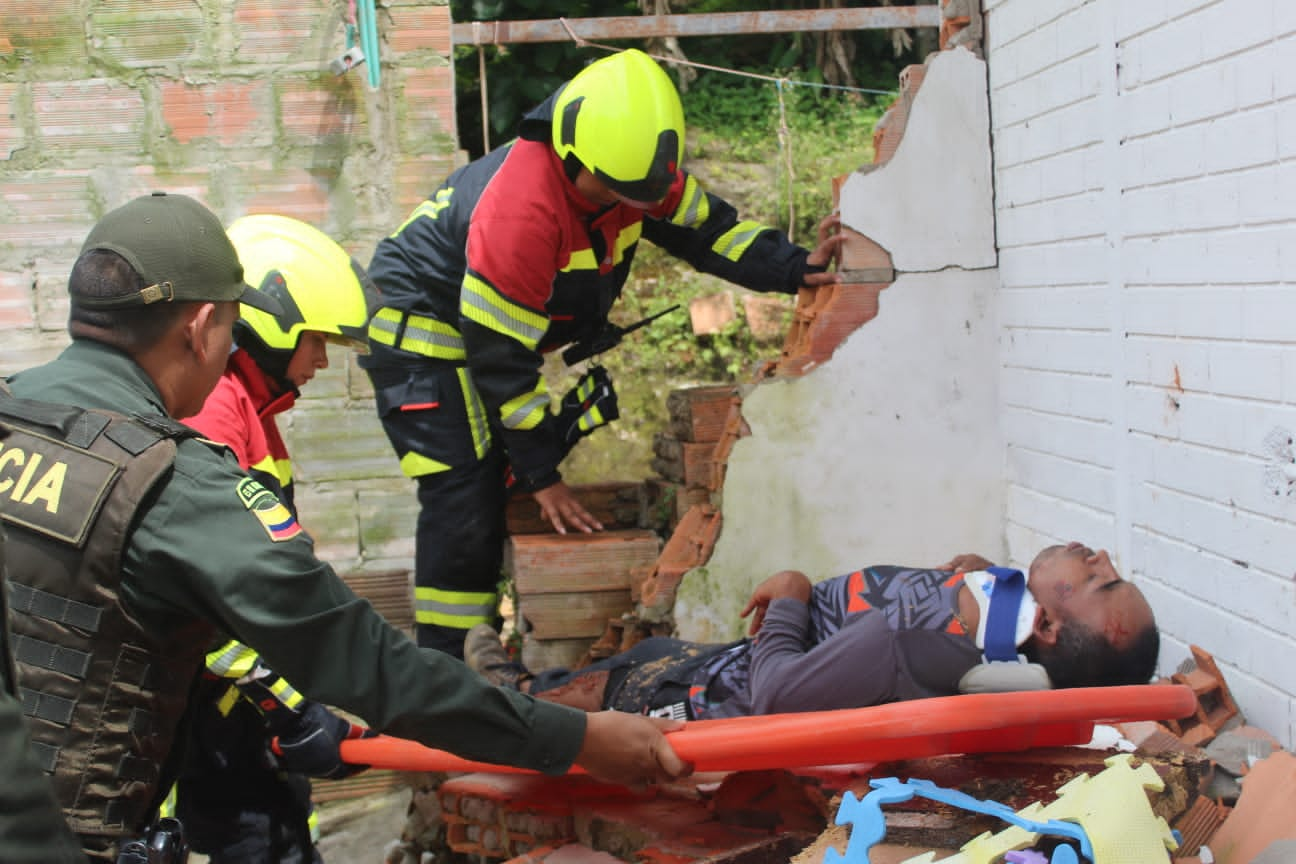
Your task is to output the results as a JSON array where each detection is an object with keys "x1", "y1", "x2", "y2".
[{"x1": 774, "y1": 78, "x2": 795, "y2": 243}]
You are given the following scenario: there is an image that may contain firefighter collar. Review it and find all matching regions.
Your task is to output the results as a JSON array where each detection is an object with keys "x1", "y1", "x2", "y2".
[{"x1": 963, "y1": 568, "x2": 1038, "y2": 663}]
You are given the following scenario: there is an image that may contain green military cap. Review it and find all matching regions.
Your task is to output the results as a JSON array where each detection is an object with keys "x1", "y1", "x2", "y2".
[{"x1": 72, "y1": 191, "x2": 283, "y2": 315}]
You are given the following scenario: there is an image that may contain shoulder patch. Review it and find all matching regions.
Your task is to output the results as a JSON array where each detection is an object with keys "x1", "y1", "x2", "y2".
[{"x1": 235, "y1": 477, "x2": 302, "y2": 542}]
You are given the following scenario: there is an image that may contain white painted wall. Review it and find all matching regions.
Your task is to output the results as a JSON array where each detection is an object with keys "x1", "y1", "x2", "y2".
[
  {"x1": 676, "y1": 49, "x2": 1005, "y2": 643},
  {"x1": 985, "y1": 0, "x2": 1296, "y2": 746}
]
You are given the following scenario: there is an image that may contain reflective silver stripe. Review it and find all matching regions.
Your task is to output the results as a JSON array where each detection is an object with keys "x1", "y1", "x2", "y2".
[
  {"x1": 458, "y1": 368, "x2": 491, "y2": 459},
  {"x1": 369, "y1": 307, "x2": 467, "y2": 360},
  {"x1": 499, "y1": 391, "x2": 549, "y2": 431},
  {"x1": 672, "y1": 176, "x2": 708, "y2": 228},
  {"x1": 413, "y1": 587, "x2": 496, "y2": 628},
  {"x1": 402, "y1": 316, "x2": 466, "y2": 359},
  {"x1": 206, "y1": 641, "x2": 260, "y2": 678},
  {"x1": 461, "y1": 275, "x2": 547, "y2": 349},
  {"x1": 714, "y1": 222, "x2": 764, "y2": 261}
]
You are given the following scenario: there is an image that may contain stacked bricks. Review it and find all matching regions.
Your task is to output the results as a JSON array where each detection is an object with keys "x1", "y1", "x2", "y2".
[
  {"x1": 650, "y1": 384, "x2": 739, "y2": 525},
  {"x1": 434, "y1": 771, "x2": 790, "y2": 864},
  {"x1": 505, "y1": 483, "x2": 661, "y2": 671}
]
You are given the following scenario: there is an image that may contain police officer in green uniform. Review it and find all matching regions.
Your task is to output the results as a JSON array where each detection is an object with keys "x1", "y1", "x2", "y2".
[
  {"x1": 0, "y1": 192, "x2": 689, "y2": 862},
  {"x1": 0, "y1": 423, "x2": 88, "y2": 864}
]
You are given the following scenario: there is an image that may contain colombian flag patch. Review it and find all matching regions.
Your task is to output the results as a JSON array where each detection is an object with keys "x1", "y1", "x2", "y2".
[{"x1": 235, "y1": 477, "x2": 302, "y2": 542}]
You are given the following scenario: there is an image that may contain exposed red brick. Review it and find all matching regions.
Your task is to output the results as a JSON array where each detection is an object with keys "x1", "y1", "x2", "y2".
[
  {"x1": 1171, "y1": 795, "x2": 1229, "y2": 860},
  {"x1": 1164, "y1": 645, "x2": 1239, "y2": 747},
  {"x1": 235, "y1": 166, "x2": 331, "y2": 224},
  {"x1": 871, "y1": 64, "x2": 925, "y2": 166},
  {"x1": 0, "y1": 269, "x2": 34, "y2": 328},
  {"x1": 0, "y1": 173, "x2": 95, "y2": 248},
  {"x1": 777, "y1": 281, "x2": 885, "y2": 378},
  {"x1": 387, "y1": 4, "x2": 452, "y2": 55},
  {"x1": 400, "y1": 66, "x2": 458, "y2": 150},
  {"x1": 233, "y1": 0, "x2": 325, "y2": 62},
  {"x1": 707, "y1": 398, "x2": 749, "y2": 493},
  {"x1": 90, "y1": 0, "x2": 203, "y2": 67},
  {"x1": 0, "y1": 84, "x2": 23, "y2": 158},
  {"x1": 689, "y1": 290, "x2": 736, "y2": 335},
  {"x1": 507, "y1": 482, "x2": 644, "y2": 535},
  {"x1": 277, "y1": 76, "x2": 368, "y2": 144},
  {"x1": 0, "y1": 4, "x2": 88, "y2": 63},
  {"x1": 742, "y1": 293, "x2": 792, "y2": 342},
  {"x1": 32, "y1": 79, "x2": 145, "y2": 153},
  {"x1": 639, "y1": 505, "x2": 722, "y2": 614},
  {"x1": 160, "y1": 80, "x2": 271, "y2": 146},
  {"x1": 506, "y1": 530, "x2": 661, "y2": 595},
  {"x1": 666, "y1": 385, "x2": 739, "y2": 443},
  {"x1": 711, "y1": 770, "x2": 829, "y2": 834},
  {"x1": 395, "y1": 153, "x2": 460, "y2": 216}
]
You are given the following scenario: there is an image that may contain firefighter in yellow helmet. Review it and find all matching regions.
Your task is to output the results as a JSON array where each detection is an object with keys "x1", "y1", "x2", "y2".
[
  {"x1": 176, "y1": 215, "x2": 379, "y2": 863},
  {"x1": 363, "y1": 49, "x2": 843, "y2": 658}
]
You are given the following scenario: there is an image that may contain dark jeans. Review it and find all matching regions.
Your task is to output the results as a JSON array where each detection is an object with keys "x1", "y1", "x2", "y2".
[{"x1": 530, "y1": 637, "x2": 733, "y2": 717}]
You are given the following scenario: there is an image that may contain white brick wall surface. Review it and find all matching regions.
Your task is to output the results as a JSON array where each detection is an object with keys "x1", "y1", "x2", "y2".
[{"x1": 986, "y1": 0, "x2": 1296, "y2": 746}]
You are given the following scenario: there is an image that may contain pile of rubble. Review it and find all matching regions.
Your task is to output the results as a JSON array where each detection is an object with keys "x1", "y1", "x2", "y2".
[{"x1": 373, "y1": 646, "x2": 1293, "y2": 864}]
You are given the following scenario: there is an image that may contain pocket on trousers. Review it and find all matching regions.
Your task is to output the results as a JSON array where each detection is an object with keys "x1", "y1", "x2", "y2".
[{"x1": 372, "y1": 367, "x2": 480, "y2": 468}]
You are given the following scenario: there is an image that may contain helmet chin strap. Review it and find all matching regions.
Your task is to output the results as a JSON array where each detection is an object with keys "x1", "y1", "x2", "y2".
[{"x1": 233, "y1": 324, "x2": 295, "y2": 393}]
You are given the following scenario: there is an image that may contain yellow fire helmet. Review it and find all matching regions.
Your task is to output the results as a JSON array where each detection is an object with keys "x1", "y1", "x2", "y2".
[
  {"x1": 551, "y1": 49, "x2": 685, "y2": 204},
  {"x1": 226, "y1": 214, "x2": 378, "y2": 381}
]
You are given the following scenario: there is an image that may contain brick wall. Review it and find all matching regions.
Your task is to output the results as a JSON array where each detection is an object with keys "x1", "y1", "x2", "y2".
[
  {"x1": 0, "y1": 0, "x2": 459, "y2": 577},
  {"x1": 985, "y1": 0, "x2": 1296, "y2": 746}
]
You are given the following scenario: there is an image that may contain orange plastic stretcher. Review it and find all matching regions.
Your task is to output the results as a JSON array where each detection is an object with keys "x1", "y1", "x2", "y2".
[{"x1": 339, "y1": 683, "x2": 1196, "y2": 775}]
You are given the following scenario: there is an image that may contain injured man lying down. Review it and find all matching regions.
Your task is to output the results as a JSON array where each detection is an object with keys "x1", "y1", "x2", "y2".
[{"x1": 464, "y1": 543, "x2": 1160, "y2": 721}]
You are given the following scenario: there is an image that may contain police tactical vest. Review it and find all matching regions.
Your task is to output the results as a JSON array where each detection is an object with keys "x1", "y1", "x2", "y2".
[{"x1": 0, "y1": 384, "x2": 213, "y2": 845}]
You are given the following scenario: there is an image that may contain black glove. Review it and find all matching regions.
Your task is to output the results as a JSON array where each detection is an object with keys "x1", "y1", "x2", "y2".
[
  {"x1": 555, "y1": 365, "x2": 619, "y2": 448},
  {"x1": 269, "y1": 701, "x2": 375, "y2": 780}
]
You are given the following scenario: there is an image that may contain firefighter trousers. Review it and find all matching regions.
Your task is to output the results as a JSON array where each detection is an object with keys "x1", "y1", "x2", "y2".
[{"x1": 365, "y1": 356, "x2": 506, "y2": 657}]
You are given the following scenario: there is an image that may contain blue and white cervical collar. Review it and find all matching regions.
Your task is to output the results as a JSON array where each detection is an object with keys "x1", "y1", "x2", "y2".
[{"x1": 963, "y1": 567, "x2": 1038, "y2": 663}]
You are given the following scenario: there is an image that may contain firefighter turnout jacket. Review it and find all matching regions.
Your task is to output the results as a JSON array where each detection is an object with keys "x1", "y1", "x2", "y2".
[{"x1": 366, "y1": 90, "x2": 819, "y2": 489}]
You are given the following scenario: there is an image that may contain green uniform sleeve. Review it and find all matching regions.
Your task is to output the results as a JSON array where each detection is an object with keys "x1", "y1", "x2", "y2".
[{"x1": 121, "y1": 440, "x2": 585, "y2": 775}]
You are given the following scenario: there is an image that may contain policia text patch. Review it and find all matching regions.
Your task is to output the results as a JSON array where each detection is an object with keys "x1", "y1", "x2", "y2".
[{"x1": 0, "y1": 426, "x2": 119, "y2": 546}]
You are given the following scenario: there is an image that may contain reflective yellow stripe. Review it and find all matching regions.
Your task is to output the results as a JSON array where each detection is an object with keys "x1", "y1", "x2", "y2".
[
  {"x1": 560, "y1": 223, "x2": 642, "y2": 273},
  {"x1": 308, "y1": 806, "x2": 321, "y2": 843},
  {"x1": 269, "y1": 676, "x2": 304, "y2": 710},
  {"x1": 159, "y1": 783, "x2": 177, "y2": 819},
  {"x1": 389, "y1": 189, "x2": 453, "y2": 238},
  {"x1": 713, "y1": 220, "x2": 765, "y2": 262},
  {"x1": 248, "y1": 454, "x2": 292, "y2": 489},
  {"x1": 461, "y1": 274, "x2": 547, "y2": 350},
  {"x1": 217, "y1": 684, "x2": 240, "y2": 717},
  {"x1": 578, "y1": 405, "x2": 604, "y2": 433},
  {"x1": 414, "y1": 586, "x2": 497, "y2": 628},
  {"x1": 670, "y1": 176, "x2": 709, "y2": 228},
  {"x1": 368, "y1": 307, "x2": 466, "y2": 360},
  {"x1": 499, "y1": 386, "x2": 549, "y2": 431},
  {"x1": 400, "y1": 451, "x2": 453, "y2": 478},
  {"x1": 458, "y1": 368, "x2": 490, "y2": 459},
  {"x1": 206, "y1": 640, "x2": 259, "y2": 678}
]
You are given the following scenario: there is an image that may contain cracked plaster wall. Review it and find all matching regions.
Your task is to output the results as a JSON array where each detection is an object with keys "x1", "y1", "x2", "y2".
[{"x1": 675, "y1": 48, "x2": 1005, "y2": 642}]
